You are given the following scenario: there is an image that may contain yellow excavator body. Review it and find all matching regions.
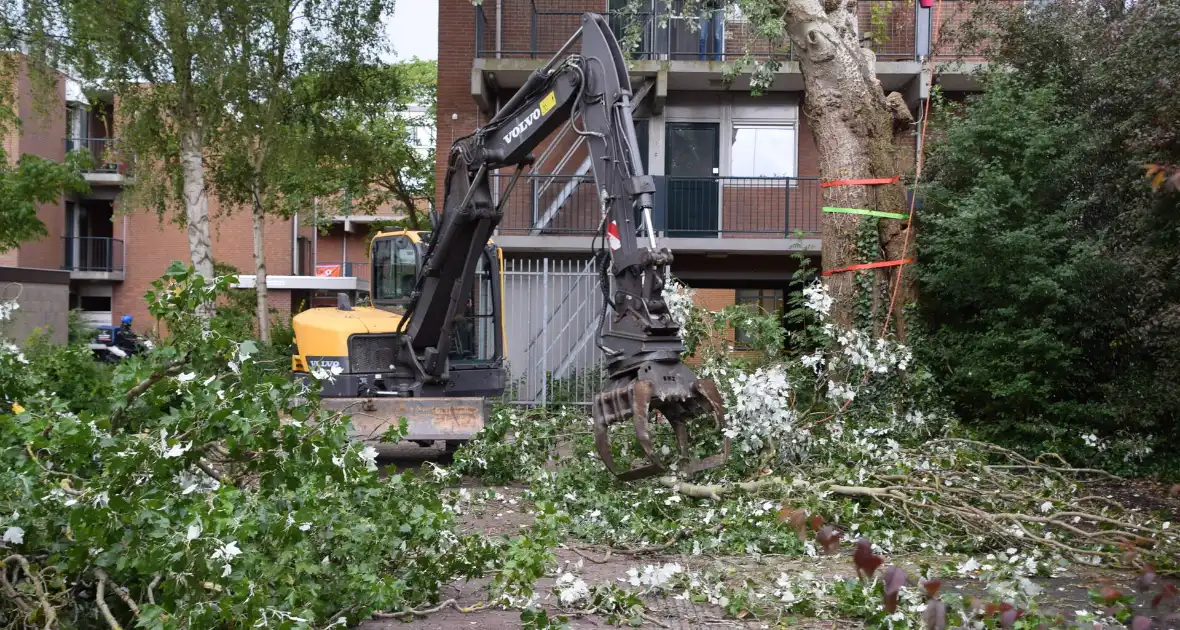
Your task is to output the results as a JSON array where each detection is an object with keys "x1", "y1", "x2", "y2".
[{"x1": 290, "y1": 229, "x2": 507, "y2": 454}]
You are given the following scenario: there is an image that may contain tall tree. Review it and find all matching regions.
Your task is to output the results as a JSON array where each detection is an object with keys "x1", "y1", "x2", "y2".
[
  {"x1": 207, "y1": 0, "x2": 393, "y2": 343},
  {"x1": 50, "y1": 0, "x2": 239, "y2": 286},
  {"x1": 288, "y1": 58, "x2": 437, "y2": 231}
]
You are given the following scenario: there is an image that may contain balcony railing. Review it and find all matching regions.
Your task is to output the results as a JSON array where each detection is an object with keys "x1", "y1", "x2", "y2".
[
  {"x1": 492, "y1": 173, "x2": 821, "y2": 239},
  {"x1": 65, "y1": 137, "x2": 131, "y2": 174},
  {"x1": 62, "y1": 236, "x2": 124, "y2": 272},
  {"x1": 312, "y1": 262, "x2": 370, "y2": 279},
  {"x1": 476, "y1": 0, "x2": 919, "y2": 62}
]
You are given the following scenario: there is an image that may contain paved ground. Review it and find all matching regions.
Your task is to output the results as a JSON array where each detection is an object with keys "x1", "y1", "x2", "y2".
[{"x1": 356, "y1": 450, "x2": 1180, "y2": 629}]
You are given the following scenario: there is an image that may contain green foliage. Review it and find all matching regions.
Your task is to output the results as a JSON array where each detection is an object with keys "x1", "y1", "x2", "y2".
[
  {"x1": 0, "y1": 263, "x2": 504, "y2": 628},
  {"x1": 915, "y1": 0, "x2": 1180, "y2": 476},
  {"x1": 287, "y1": 58, "x2": 438, "y2": 228},
  {"x1": 0, "y1": 150, "x2": 90, "y2": 253}
]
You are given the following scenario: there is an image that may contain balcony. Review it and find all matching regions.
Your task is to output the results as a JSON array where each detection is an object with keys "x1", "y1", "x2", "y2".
[
  {"x1": 65, "y1": 137, "x2": 133, "y2": 184},
  {"x1": 62, "y1": 236, "x2": 124, "y2": 281},
  {"x1": 476, "y1": 0, "x2": 917, "y2": 62},
  {"x1": 470, "y1": 0, "x2": 994, "y2": 100},
  {"x1": 490, "y1": 173, "x2": 821, "y2": 254}
]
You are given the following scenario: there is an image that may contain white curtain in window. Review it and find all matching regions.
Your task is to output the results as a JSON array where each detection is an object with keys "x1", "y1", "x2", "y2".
[{"x1": 730, "y1": 125, "x2": 796, "y2": 178}]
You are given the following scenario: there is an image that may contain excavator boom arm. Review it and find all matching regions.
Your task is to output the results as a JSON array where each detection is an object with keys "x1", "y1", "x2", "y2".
[{"x1": 404, "y1": 13, "x2": 729, "y2": 479}]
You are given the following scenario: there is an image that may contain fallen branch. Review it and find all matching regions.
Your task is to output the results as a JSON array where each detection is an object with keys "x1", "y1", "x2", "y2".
[
  {"x1": 657, "y1": 476, "x2": 783, "y2": 501},
  {"x1": 371, "y1": 598, "x2": 487, "y2": 619},
  {"x1": 3, "y1": 554, "x2": 56, "y2": 629},
  {"x1": 96, "y1": 569, "x2": 139, "y2": 616},
  {"x1": 146, "y1": 574, "x2": 161, "y2": 605},
  {"x1": 110, "y1": 357, "x2": 188, "y2": 427},
  {"x1": 95, "y1": 570, "x2": 123, "y2": 630},
  {"x1": 566, "y1": 545, "x2": 613, "y2": 564}
]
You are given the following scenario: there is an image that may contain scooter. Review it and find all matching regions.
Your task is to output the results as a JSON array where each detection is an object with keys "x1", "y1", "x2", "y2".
[{"x1": 89, "y1": 325, "x2": 152, "y2": 364}]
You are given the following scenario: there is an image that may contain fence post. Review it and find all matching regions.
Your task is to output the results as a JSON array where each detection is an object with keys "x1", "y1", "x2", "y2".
[
  {"x1": 785, "y1": 179, "x2": 792, "y2": 236},
  {"x1": 531, "y1": 3, "x2": 538, "y2": 60},
  {"x1": 540, "y1": 257, "x2": 549, "y2": 406}
]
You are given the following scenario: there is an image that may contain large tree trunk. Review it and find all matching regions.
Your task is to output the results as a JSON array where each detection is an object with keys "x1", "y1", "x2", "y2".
[
  {"x1": 179, "y1": 125, "x2": 214, "y2": 279},
  {"x1": 179, "y1": 122, "x2": 216, "y2": 321},
  {"x1": 781, "y1": 0, "x2": 914, "y2": 333},
  {"x1": 251, "y1": 175, "x2": 271, "y2": 344}
]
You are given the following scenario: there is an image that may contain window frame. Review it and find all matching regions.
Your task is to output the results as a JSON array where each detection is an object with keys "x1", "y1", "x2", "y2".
[{"x1": 728, "y1": 122, "x2": 799, "y2": 180}]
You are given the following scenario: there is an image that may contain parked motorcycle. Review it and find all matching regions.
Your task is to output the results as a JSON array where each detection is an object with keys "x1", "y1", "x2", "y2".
[{"x1": 89, "y1": 315, "x2": 153, "y2": 364}]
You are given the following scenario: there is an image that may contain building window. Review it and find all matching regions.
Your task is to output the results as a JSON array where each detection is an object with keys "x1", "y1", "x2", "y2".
[
  {"x1": 734, "y1": 288, "x2": 784, "y2": 348},
  {"x1": 730, "y1": 125, "x2": 796, "y2": 178}
]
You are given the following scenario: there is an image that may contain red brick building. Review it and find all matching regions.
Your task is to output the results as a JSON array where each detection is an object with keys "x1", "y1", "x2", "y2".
[
  {"x1": 2, "y1": 59, "x2": 418, "y2": 335},
  {"x1": 437, "y1": 0, "x2": 988, "y2": 402}
]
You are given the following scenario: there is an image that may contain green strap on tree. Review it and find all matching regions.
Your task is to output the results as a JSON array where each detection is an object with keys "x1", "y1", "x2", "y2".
[{"x1": 822, "y1": 207, "x2": 911, "y2": 220}]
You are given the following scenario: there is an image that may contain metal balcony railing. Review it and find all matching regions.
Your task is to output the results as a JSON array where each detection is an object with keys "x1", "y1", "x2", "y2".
[
  {"x1": 62, "y1": 236, "x2": 124, "y2": 272},
  {"x1": 64, "y1": 137, "x2": 131, "y2": 174},
  {"x1": 491, "y1": 173, "x2": 821, "y2": 239},
  {"x1": 475, "y1": 0, "x2": 920, "y2": 62},
  {"x1": 312, "y1": 262, "x2": 370, "y2": 279}
]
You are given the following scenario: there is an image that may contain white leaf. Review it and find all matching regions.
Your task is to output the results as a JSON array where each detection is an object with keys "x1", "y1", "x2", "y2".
[
  {"x1": 186, "y1": 524, "x2": 201, "y2": 541},
  {"x1": 2, "y1": 526, "x2": 24, "y2": 544}
]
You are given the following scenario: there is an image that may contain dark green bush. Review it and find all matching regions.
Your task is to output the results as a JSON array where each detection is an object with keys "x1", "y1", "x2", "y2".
[{"x1": 916, "y1": 0, "x2": 1180, "y2": 477}]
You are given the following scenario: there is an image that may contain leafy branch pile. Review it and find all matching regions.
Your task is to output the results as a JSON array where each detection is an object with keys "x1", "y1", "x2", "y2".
[
  {"x1": 0, "y1": 263, "x2": 554, "y2": 630},
  {"x1": 454, "y1": 278, "x2": 1180, "y2": 626}
]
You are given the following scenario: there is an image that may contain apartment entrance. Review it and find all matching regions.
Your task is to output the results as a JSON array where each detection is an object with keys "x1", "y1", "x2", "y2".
[{"x1": 665, "y1": 122, "x2": 720, "y2": 238}]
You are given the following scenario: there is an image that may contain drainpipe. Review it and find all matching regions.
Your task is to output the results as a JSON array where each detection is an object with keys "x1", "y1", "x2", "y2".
[
  {"x1": 496, "y1": 0, "x2": 503, "y2": 59},
  {"x1": 292, "y1": 211, "x2": 299, "y2": 275},
  {"x1": 312, "y1": 197, "x2": 318, "y2": 271}
]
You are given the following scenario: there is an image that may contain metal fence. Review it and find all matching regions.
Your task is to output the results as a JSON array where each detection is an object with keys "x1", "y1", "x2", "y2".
[
  {"x1": 61, "y1": 236, "x2": 124, "y2": 272},
  {"x1": 65, "y1": 137, "x2": 130, "y2": 174},
  {"x1": 476, "y1": 0, "x2": 922, "y2": 61},
  {"x1": 492, "y1": 173, "x2": 822, "y2": 238},
  {"x1": 501, "y1": 256, "x2": 606, "y2": 406}
]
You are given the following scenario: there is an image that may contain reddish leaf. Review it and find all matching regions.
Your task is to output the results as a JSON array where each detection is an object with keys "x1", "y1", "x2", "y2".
[
  {"x1": 778, "y1": 507, "x2": 809, "y2": 541},
  {"x1": 1169, "y1": 484, "x2": 1180, "y2": 498},
  {"x1": 922, "y1": 579, "x2": 942, "y2": 599},
  {"x1": 816, "y1": 525, "x2": 842, "y2": 554},
  {"x1": 808, "y1": 514, "x2": 826, "y2": 531},
  {"x1": 1099, "y1": 586, "x2": 1123, "y2": 605},
  {"x1": 999, "y1": 607, "x2": 1023, "y2": 628},
  {"x1": 923, "y1": 599, "x2": 947, "y2": 630},
  {"x1": 1139, "y1": 565, "x2": 1158, "y2": 592},
  {"x1": 883, "y1": 566, "x2": 907, "y2": 612},
  {"x1": 853, "y1": 539, "x2": 884, "y2": 579},
  {"x1": 1154, "y1": 583, "x2": 1179, "y2": 609},
  {"x1": 1131, "y1": 616, "x2": 1152, "y2": 630}
]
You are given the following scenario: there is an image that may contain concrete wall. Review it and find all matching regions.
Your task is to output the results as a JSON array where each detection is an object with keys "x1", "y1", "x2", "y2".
[{"x1": 0, "y1": 267, "x2": 70, "y2": 345}]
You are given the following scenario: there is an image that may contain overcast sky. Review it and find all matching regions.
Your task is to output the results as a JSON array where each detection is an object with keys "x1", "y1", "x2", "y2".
[{"x1": 382, "y1": 1, "x2": 439, "y2": 62}]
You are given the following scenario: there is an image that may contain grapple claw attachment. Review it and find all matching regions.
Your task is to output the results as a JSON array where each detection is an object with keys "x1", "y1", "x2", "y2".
[{"x1": 591, "y1": 363, "x2": 731, "y2": 481}]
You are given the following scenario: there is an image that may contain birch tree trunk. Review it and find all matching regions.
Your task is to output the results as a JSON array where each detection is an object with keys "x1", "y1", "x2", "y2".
[
  {"x1": 779, "y1": 0, "x2": 915, "y2": 332},
  {"x1": 251, "y1": 173, "x2": 270, "y2": 344},
  {"x1": 179, "y1": 124, "x2": 215, "y2": 281}
]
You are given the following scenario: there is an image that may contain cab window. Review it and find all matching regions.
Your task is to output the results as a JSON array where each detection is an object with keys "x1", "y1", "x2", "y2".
[
  {"x1": 449, "y1": 251, "x2": 497, "y2": 363},
  {"x1": 373, "y1": 236, "x2": 418, "y2": 303}
]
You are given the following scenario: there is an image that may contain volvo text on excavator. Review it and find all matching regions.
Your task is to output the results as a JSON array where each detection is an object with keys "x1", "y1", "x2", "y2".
[{"x1": 290, "y1": 13, "x2": 731, "y2": 480}]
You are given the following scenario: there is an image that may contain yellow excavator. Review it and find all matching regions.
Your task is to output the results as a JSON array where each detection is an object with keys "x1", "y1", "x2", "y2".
[{"x1": 291, "y1": 13, "x2": 731, "y2": 480}]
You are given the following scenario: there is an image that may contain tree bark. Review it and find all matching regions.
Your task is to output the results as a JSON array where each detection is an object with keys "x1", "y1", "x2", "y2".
[
  {"x1": 179, "y1": 124, "x2": 214, "y2": 280},
  {"x1": 780, "y1": 0, "x2": 914, "y2": 332},
  {"x1": 251, "y1": 171, "x2": 270, "y2": 344},
  {"x1": 178, "y1": 122, "x2": 216, "y2": 321}
]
